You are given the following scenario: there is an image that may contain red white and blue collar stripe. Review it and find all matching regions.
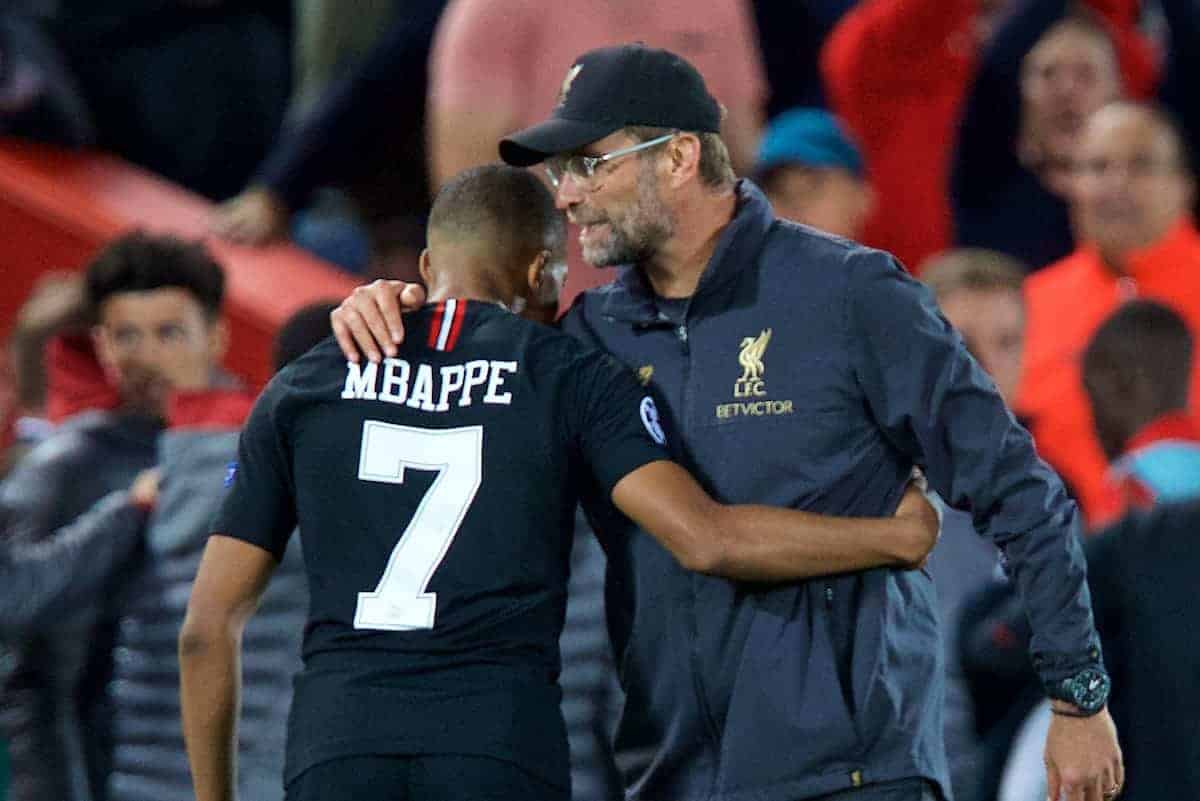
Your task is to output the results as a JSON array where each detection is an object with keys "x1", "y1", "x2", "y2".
[{"x1": 427, "y1": 299, "x2": 468, "y2": 352}]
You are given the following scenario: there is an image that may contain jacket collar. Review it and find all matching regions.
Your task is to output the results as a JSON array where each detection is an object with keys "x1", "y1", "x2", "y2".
[
  {"x1": 1123, "y1": 410, "x2": 1200, "y2": 455},
  {"x1": 599, "y1": 180, "x2": 776, "y2": 325}
]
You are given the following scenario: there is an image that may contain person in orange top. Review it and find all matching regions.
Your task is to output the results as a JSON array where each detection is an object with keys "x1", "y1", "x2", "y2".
[{"x1": 1018, "y1": 101, "x2": 1200, "y2": 528}]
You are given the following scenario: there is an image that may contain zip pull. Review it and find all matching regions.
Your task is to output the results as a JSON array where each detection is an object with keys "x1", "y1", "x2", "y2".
[
  {"x1": 824, "y1": 584, "x2": 834, "y2": 608},
  {"x1": 676, "y1": 324, "x2": 688, "y2": 343}
]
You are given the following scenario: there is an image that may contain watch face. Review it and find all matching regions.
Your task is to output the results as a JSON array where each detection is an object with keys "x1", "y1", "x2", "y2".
[{"x1": 1066, "y1": 667, "x2": 1110, "y2": 711}]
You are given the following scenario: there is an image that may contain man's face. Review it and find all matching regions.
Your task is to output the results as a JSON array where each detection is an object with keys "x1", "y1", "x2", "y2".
[
  {"x1": 92, "y1": 287, "x2": 226, "y2": 416},
  {"x1": 1072, "y1": 107, "x2": 1193, "y2": 256},
  {"x1": 765, "y1": 165, "x2": 872, "y2": 240},
  {"x1": 552, "y1": 131, "x2": 675, "y2": 267},
  {"x1": 1021, "y1": 27, "x2": 1121, "y2": 164},
  {"x1": 939, "y1": 287, "x2": 1025, "y2": 404}
]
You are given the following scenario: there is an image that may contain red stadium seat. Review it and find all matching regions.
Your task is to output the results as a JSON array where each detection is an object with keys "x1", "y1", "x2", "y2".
[{"x1": 0, "y1": 137, "x2": 358, "y2": 387}]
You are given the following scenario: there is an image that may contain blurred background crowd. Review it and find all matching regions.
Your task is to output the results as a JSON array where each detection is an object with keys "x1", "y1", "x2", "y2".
[{"x1": 0, "y1": 1, "x2": 1197, "y2": 800}]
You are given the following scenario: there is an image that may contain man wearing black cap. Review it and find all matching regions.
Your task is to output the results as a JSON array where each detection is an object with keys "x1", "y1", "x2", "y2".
[{"x1": 330, "y1": 43, "x2": 1124, "y2": 801}]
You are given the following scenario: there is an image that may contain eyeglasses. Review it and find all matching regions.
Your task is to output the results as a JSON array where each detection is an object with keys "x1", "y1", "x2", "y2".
[{"x1": 544, "y1": 132, "x2": 678, "y2": 189}]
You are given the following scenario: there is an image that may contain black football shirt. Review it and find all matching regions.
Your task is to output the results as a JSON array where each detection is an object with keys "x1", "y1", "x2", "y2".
[{"x1": 212, "y1": 300, "x2": 669, "y2": 788}]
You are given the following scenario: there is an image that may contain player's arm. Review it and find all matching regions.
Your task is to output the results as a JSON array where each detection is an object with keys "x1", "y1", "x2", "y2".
[
  {"x1": 611, "y1": 461, "x2": 938, "y2": 581},
  {"x1": 179, "y1": 535, "x2": 278, "y2": 801}
]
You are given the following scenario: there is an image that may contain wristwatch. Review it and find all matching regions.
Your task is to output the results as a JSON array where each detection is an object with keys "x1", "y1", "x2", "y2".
[{"x1": 1047, "y1": 666, "x2": 1110, "y2": 715}]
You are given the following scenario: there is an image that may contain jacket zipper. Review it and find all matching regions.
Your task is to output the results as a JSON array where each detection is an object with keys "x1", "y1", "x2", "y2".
[{"x1": 676, "y1": 319, "x2": 725, "y2": 767}]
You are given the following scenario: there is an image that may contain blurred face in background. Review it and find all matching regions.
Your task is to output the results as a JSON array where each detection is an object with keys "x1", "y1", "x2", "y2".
[
  {"x1": 1072, "y1": 105, "x2": 1195, "y2": 260},
  {"x1": 1020, "y1": 23, "x2": 1121, "y2": 179},
  {"x1": 763, "y1": 165, "x2": 873, "y2": 241},
  {"x1": 92, "y1": 288, "x2": 227, "y2": 416},
  {"x1": 939, "y1": 287, "x2": 1026, "y2": 403}
]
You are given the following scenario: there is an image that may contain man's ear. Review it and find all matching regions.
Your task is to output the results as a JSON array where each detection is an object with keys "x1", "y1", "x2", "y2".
[
  {"x1": 667, "y1": 133, "x2": 702, "y2": 187},
  {"x1": 418, "y1": 248, "x2": 433, "y2": 287},
  {"x1": 526, "y1": 250, "x2": 549, "y2": 296}
]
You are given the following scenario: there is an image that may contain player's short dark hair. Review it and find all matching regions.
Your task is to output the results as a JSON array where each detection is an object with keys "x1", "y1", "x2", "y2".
[
  {"x1": 84, "y1": 231, "x2": 225, "y2": 321},
  {"x1": 1083, "y1": 299, "x2": 1193, "y2": 408},
  {"x1": 273, "y1": 301, "x2": 339, "y2": 372},
  {"x1": 428, "y1": 165, "x2": 565, "y2": 258}
]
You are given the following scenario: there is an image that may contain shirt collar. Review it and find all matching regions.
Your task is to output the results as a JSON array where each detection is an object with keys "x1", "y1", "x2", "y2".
[{"x1": 1123, "y1": 410, "x2": 1200, "y2": 455}]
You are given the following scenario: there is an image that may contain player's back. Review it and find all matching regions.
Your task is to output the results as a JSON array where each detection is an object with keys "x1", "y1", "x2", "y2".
[
  {"x1": 218, "y1": 298, "x2": 667, "y2": 787},
  {"x1": 279, "y1": 301, "x2": 591, "y2": 668},
  {"x1": 252, "y1": 300, "x2": 602, "y2": 787}
]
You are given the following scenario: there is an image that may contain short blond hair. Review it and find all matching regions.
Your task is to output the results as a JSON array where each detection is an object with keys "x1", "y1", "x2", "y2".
[{"x1": 920, "y1": 249, "x2": 1028, "y2": 304}]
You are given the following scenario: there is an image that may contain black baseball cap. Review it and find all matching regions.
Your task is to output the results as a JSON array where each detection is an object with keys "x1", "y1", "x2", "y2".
[{"x1": 499, "y1": 44, "x2": 723, "y2": 167}]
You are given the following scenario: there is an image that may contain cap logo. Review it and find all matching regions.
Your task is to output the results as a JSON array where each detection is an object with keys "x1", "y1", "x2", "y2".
[{"x1": 557, "y1": 64, "x2": 583, "y2": 108}]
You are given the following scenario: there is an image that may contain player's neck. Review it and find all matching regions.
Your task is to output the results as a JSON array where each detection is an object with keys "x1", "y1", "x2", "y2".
[{"x1": 426, "y1": 281, "x2": 517, "y2": 311}]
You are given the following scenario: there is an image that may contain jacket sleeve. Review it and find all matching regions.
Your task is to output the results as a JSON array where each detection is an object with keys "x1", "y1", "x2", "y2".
[
  {"x1": 0, "y1": 490, "x2": 144, "y2": 634},
  {"x1": 253, "y1": 0, "x2": 447, "y2": 208},
  {"x1": 821, "y1": 0, "x2": 977, "y2": 96},
  {"x1": 846, "y1": 249, "x2": 1102, "y2": 685}
]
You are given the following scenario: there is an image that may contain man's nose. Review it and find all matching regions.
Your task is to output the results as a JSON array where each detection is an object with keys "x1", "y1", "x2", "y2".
[{"x1": 554, "y1": 172, "x2": 585, "y2": 209}]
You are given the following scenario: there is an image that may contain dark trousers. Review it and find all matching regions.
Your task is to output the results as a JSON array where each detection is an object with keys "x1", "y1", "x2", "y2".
[
  {"x1": 285, "y1": 754, "x2": 568, "y2": 801},
  {"x1": 810, "y1": 778, "x2": 941, "y2": 801}
]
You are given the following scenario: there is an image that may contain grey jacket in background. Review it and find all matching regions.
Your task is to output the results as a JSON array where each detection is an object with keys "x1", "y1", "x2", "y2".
[
  {"x1": 0, "y1": 411, "x2": 159, "y2": 801},
  {"x1": 106, "y1": 429, "x2": 306, "y2": 801}
]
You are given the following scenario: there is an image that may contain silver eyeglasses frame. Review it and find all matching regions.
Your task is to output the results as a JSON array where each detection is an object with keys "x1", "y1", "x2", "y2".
[{"x1": 544, "y1": 131, "x2": 679, "y2": 188}]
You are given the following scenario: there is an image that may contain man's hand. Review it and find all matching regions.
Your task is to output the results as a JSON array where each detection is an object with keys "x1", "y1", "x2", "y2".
[
  {"x1": 129, "y1": 468, "x2": 161, "y2": 512},
  {"x1": 211, "y1": 187, "x2": 290, "y2": 245},
  {"x1": 330, "y1": 280, "x2": 426, "y2": 363},
  {"x1": 1045, "y1": 706, "x2": 1124, "y2": 801},
  {"x1": 892, "y1": 481, "x2": 941, "y2": 568}
]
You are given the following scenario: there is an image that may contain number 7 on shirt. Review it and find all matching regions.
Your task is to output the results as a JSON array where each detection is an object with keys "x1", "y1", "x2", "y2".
[{"x1": 353, "y1": 421, "x2": 483, "y2": 631}]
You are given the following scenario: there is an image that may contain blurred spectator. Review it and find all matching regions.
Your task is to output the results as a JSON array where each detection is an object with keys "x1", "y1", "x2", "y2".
[
  {"x1": 560, "y1": 517, "x2": 622, "y2": 801},
  {"x1": 105, "y1": 304, "x2": 334, "y2": 801},
  {"x1": 37, "y1": 1, "x2": 292, "y2": 201},
  {"x1": 951, "y1": 1, "x2": 1169, "y2": 270},
  {"x1": 213, "y1": 1, "x2": 446, "y2": 279},
  {"x1": 1018, "y1": 102, "x2": 1200, "y2": 527},
  {"x1": 822, "y1": 0, "x2": 1013, "y2": 271},
  {"x1": 0, "y1": 233, "x2": 229, "y2": 801},
  {"x1": 1082, "y1": 499, "x2": 1200, "y2": 801},
  {"x1": 987, "y1": 300, "x2": 1200, "y2": 801},
  {"x1": 921, "y1": 249, "x2": 1029, "y2": 406},
  {"x1": 919, "y1": 249, "x2": 1027, "y2": 801},
  {"x1": 427, "y1": 0, "x2": 767, "y2": 303},
  {"x1": 753, "y1": 108, "x2": 873, "y2": 240},
  {"x1": 1082, "y1": 300, "x2": 1200, "y2": 513},
  {"x1": 0, "y1": 273, "x2": 91, "y2": 475}
]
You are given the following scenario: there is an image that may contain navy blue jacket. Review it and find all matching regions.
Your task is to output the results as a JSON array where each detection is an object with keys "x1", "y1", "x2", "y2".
[{"x1": 562, "y1": 181, "x2": 1102, "y2": 801}]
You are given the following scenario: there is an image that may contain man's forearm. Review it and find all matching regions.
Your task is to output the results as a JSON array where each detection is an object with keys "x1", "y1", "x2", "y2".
[
  {"x1": 708, "y1": 505, "x2": 926, "y2": 581},
  {"x1": 179, "y1": 627, "x2": 241, "y2": 801}
]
